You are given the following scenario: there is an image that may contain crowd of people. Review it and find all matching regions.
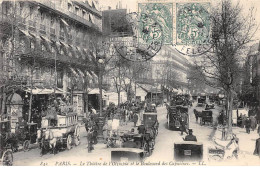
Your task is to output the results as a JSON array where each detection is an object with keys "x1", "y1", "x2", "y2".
[{"x1": 83, "y1": 101, "x2": 145, "y2": 152}]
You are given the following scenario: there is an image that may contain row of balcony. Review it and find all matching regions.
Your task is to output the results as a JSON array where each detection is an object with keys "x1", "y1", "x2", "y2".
[{"x1": 36, "y1": 1, "x2": 101, "y2": 32}]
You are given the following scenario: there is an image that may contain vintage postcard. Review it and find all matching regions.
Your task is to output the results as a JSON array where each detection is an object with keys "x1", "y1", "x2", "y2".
[{"x1": 0, "y1": 0, "x2": 260, "y2": 166}]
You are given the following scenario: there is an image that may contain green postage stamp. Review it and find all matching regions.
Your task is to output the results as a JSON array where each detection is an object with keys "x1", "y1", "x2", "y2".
[
  {"x1": 138, "y1": 2, "x2": 173, "y2": 45},
  {"x1": 176, "y1": 2, "x2": 211, "y2": 45}
]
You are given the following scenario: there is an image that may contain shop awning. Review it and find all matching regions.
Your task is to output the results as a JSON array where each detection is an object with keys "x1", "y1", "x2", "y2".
[
  {"x1": 24, "y1": 87, "x2": 66, "y2": 95},
  {"x1": 68, "y1": 67, "x2": 80, "y2": 77},
  {"x1": 60, "y1": 18, "x2": 69, "y2": 27},
  {"x1": 29, "y1": 32, "x2": 40, "y2": 39},
  {"x1": 19, "y1": 29, "x2": 31, "y2": 37},
  {"x1": 88, "y1": 88, "x2": 106, "y2": 96},
  {"x1": 40, "y1": 35, "x2": 51, "y2": 43}
]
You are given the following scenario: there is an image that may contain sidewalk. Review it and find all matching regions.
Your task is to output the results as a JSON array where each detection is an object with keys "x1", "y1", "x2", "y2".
[{"x1": 211, "y1": 125, "x2": 260, "y2": 165}]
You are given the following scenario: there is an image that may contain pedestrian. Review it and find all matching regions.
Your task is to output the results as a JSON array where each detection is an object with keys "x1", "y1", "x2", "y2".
[
  {"x1": 102, "y1": 122, "x2": 108, "y2": 144},
  {"x1": 91, "y1": 107, "x2": 97, "y2": 114},
  {"x1": 257, "y1": 125, "x2": 260, "y2": 135},
  {"x1": 87, "y1": 127, "x2": 94, "y2": 153},
  {"x1": 83, "y1": 118, "x2": 89, "y2": 132},
  {"x1": 184, "y1": 129, "x2": 197, "y2": 141},
  {"x1": 245, "y1": 117, "x2": 251, "y2": 134},
  {"x1": 137, "y1": 123, "x2": 146, "y2": 134},
  {"x1": 253, "y1": 133, "x2": 260, "y2": 158},
  {"x1": 218, "y1": 111, "x2": 224, "y2": 126},
  {"x1": 250, "y1": 116, "x2": 257, "y2": 131},
  {"x1": 221, "y1": 125, "x2": 227, "y2": 140},
  {"x1": 193, "y1": 109, "x2": 198, "y2": 122},
  {"x1": 242, "y1": 114, "x2": 246, "y2": 128},
  {"x1": 133, "y1": 113, "x2": 138, "y2": 127},
  {"x1": 180, "y1": 116, "x2": 187, "y2": 135}
]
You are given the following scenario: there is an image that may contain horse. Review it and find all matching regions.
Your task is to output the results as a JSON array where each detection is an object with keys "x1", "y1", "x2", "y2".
[
  {"x1": 37, "y1": 129, "x2": 57, "y2": 155},
  {"x1": 45, "y1": 129, "x2": 57, "y2": 154}
]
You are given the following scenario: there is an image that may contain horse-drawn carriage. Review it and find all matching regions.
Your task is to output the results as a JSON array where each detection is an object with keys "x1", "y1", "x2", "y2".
[
  {"x1": 119, "y1": 112, "x2": 158, "y2": 157},
  {"x1": 0, "y1": 120, "x2": 13, "y2": 166},
  {"x1": 38, "y1": 113, "x2": 80, "y2": 154},
  {"x1": 167, "y1": 105, "x2": 189, "y2": 131},
  {"x1": 200, "y1": 110, "x2": 213, "y2": 125}
]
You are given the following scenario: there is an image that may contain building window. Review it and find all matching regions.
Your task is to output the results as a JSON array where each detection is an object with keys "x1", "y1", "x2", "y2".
[
  {"x1": 30, "y1": 40, "x2": 35, "y2": 49},
  {"x1": 19, "y1": 2, "x2": 24, "y2": 15},
  {"x1": 60, "y1": 46, "x2": 64, "y2": 55},
  {"x1": 68, "y1": 3, "x2": 72, "y2": 12},
  {"x1": 29, "y1": 6, "x2": 34, "y2": 19},
  {"x1": 50, "y1": 16, "x2": 55, "y2": 26},
  {"x1": 40, "y1": 12, "x2": 45, "y2": 23},
  {"x1": 51, "y1": 46, "x2": 55, "y2": 53},
  {"x1": 75, "y1": 6, "x2": 79, "y2": 15},
  {"x1": 41, "y1": 43, "x2": 46, "y2": 51}
]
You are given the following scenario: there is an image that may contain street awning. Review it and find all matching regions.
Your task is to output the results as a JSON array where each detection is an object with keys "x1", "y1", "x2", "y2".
[
  {"x1": 29, "y1": 32, "x2": 40, "y2": 39},
  {"x1": 60, "y1": 18, "x2": 69, "y2": 27},
  {"x1": 88, "y1": 88, "x2": 106, "y2": 96},
  {"x1": 24, "y1": 87, "x2": 66, "y2": 95},
  {"x1": 19, "y1": 29, "x2": 31, "y2": 37},
  {"x1": 59, "y1": 41, "x2": 69, "y2": 48},
  {"x1": 76, "y1": 68, "x2": 85, "y2": 77},
  {"x1": 68, "y1": 67, "x2": 80, "y2": 77},
  {"x1": 40, "y1": 35, "x2": 51, "y2": 43}
]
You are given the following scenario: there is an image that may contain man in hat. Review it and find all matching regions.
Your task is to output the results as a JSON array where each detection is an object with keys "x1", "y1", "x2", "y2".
[
  {"x1": 184, "y1": 129, "x2": 197, "y2": 142},
  {"x1": 253, "y1": 133, "x2": 260, "y2": 157},
  {"x1": 137, "y1": 122, "x2": 146, "y2": 134},
  {"x1": 245, "y1": 117, "x2": 251, "y2": 134}
]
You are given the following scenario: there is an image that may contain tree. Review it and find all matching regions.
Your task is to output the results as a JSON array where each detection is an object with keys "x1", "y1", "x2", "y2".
[
  {"x1": 0, "y1": 1, "x2": 38, "y2": 121},
  {"x1": 194, "y1": 0, "x2": 258, "y2": 135}
]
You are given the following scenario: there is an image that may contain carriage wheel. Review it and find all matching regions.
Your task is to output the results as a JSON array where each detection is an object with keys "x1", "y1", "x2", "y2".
[
  {"x1": 67, "y1": 134, "x2": 72, "y2": 150},
  {"x1": 74, "y1": 126, "x2": 80, "y2": 146},
  {"x1": 1, "y1": 150, "x2": 13, "y2": 166},
  {"x1": 142, "y1": 142, "x2": 149, "y2": 157},
  {"x1": 23, "y1": 140, "x2": 30, "y2": 152}
]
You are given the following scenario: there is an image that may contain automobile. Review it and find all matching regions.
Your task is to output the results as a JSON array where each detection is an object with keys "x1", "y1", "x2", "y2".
[
  {"x1": 111, "y1": 148, "x2": 145, "y2": 162},
  {"x1": 200, "y1": 110, "x2": 213, "y2": 125},
  {"x1": 174, "y1": 141, "x2": 203, "y2": 161}
]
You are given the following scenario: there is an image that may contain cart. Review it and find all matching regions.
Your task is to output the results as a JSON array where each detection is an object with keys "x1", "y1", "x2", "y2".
[
  {"x1": 15, "y1": 122, "x2": 38, "y2": 151},
  {"x1": 200, "y1": 110, "x2": 213, "y2": 125},
  {"x1": 167, "y1": 106, "x2": 189, "y2": 131},
  {"x1": 0, "y1": 120, "x2": 13, "y2": 166},
  {"x1": 174, "y1": 141, "x2": 203, "y2": 161}
]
